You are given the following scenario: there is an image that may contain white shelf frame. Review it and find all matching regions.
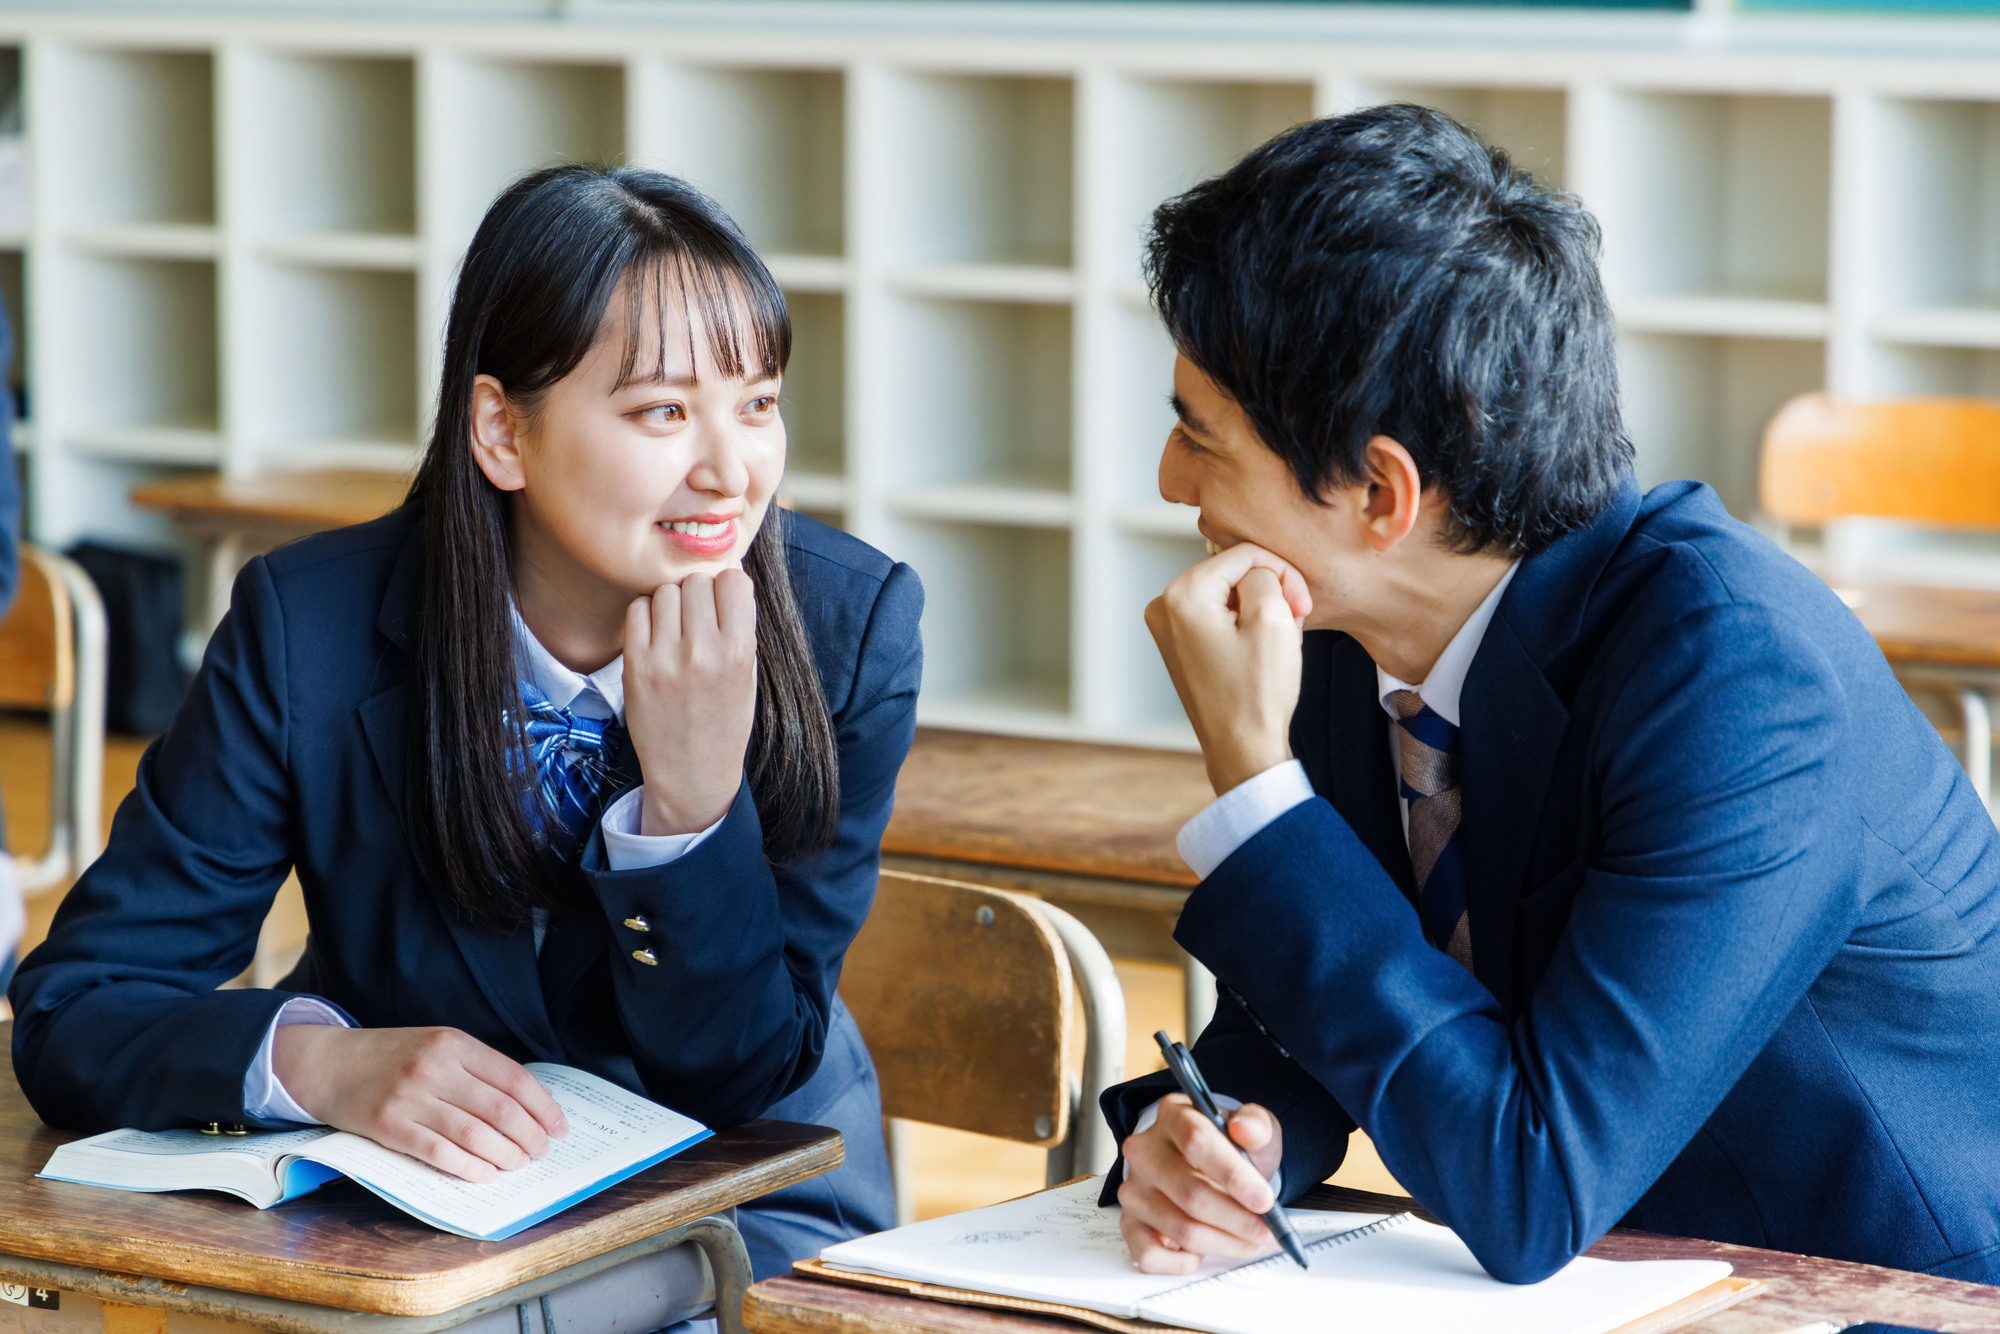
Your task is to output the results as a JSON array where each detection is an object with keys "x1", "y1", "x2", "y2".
[{"x1": 6, "y1": 8, "x2": 2000, "y2": 746}]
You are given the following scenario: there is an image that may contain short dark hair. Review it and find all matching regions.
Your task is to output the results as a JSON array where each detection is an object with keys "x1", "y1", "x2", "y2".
[{"x1": 1146, "y1": 103, "x2": 1634, "y2": 556}]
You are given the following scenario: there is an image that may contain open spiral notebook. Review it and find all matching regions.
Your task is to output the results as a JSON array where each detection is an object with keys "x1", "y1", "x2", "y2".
[{"x1": 811, "y1": 1177, "x2": 1760, "y2": 1334}]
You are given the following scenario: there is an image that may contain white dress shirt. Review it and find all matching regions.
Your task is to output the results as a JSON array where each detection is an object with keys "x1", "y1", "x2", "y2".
[{"x1": 241, "y1": 604, "x2": 728, "y2": 1124}]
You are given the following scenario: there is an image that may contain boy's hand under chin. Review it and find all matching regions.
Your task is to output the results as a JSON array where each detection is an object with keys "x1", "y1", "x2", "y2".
[
  {"x1": 623, "y1": 567, "x2": 758, "y2": 836},
  {"x1": 1145, "y1": 542, "x2": 1313, "y2": 797}
]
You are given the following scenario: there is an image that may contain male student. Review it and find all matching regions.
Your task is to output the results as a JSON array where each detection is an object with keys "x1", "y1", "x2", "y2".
[{"x1": 1102, "y1": 104, "x2": 2000, "y2": 1286}]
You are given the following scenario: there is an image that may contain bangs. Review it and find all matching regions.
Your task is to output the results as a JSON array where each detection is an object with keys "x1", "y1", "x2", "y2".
[{"x1": 612, "y1": 244, "x2": 791, "y2": 390}]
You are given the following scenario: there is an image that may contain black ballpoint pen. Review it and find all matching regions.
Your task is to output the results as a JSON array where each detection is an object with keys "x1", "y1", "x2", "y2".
[{"x1": 1152, "y1": 1030, "x2": 1310, "y2": 1270}]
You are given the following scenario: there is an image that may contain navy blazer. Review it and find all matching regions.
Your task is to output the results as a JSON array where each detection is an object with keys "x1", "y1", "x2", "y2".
[
  {"x1": 11, "y1": 504, "x2": 923, "y2": 1135},
  {"x1": 1103, "y1": 478, "x2": 2000, "y2": 1284}
]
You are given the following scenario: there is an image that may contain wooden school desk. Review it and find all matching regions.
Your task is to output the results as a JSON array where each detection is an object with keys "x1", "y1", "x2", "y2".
[
  {"x1": 882, "y1": 729, "x2": 1218, "y2": 1037},
  {"x1": 742, "y1": 1183, "x2": 2000, "y2": 1334},
  {"x1": 1840, "y1": 581, "x2": 2000, "y2": 807},
  {"x1": 0, "y1": 1025, "x2": 842, "y2": 1334},
  {"x1": 129, "y1": 469, "x2": 409, "y2": 633}
]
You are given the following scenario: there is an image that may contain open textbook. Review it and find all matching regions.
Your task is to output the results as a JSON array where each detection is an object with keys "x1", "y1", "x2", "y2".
[
  {"x1": 37, "y1": 1063, "x2": 711, "y2": 1242},
  {"x1": 817, "y1": 1178, "x2": 1749, "y2": 1334}
]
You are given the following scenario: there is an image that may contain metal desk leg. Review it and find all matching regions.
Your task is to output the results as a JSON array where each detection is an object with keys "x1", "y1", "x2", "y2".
[
  {"x1": 1960, "y1": 686, "x2": 1993, "y2": 811},
  {"x1": 680, "y1": 1214, "x2": 753, "y2": 1334},
  {"x1": 1182, "y1": 952, "x2": 1217, "y2": 1042}
]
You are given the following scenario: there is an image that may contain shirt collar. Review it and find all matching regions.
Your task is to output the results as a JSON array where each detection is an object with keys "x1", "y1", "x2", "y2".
[
  {"x1": 510, "y1": 599, "x2": 625, "y2": 723},
  {"x1": 1374, "y1": 562, "x2": 1520, "y2": 728}
]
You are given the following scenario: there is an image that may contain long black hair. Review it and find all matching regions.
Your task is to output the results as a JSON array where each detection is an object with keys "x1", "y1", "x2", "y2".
[{"x1": 407, "y1": 164, "x2": 839, "y2": 929}]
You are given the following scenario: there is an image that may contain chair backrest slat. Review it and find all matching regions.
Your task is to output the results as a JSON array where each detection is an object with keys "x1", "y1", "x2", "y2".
[
  {"x1": 1761, "y1": 393, "x2": 2000, "y2": 527},
  {"x1": 0, "y1": 549, "x2": 72, "y2": 713},
  {"x1": 841, "y1": 870, "x2": 1077, "y2": 1146}
]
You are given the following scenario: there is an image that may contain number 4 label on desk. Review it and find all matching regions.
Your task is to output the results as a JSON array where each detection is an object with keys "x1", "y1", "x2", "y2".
[{"x1": 0, "y1": 1286, "x2": 56, "y2": 1310}]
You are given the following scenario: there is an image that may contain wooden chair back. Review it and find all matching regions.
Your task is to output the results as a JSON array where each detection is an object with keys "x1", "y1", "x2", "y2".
[
  {"x1": 841, "y1": 869, "x2": 1078, "y2": 1147},
  {"x1": 0, "y1": 549, "x2": 73, "y2": 713},
  {"x1": 1761, "y1": 392, "x2": 2000, "y2": 527}
]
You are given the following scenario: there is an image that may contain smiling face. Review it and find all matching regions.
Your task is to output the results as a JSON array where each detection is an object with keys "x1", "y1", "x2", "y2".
[
  {"x1": 472, "y1": 274, "x2": 788, "y2": 642},
  {"x1": 1158, "y1": 352, "x2": 1363, "y2": 632}
]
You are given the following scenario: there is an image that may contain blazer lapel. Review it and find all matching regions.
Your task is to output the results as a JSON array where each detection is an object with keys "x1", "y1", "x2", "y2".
[
  {"x1": 1456, "y1": 619, "x2": 1567, "y2": 1014},
  {"x1": 1455, "y1": 476, "x2": 1645, "y2": 1012},
  {"x1": 356, "y1": 526, "x2": 563, "y2": 1060}
]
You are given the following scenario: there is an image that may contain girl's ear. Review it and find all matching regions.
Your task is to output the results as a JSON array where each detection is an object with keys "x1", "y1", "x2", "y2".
[{"x1": 469, "y1": 373, "x2": 528, "y2": 492}]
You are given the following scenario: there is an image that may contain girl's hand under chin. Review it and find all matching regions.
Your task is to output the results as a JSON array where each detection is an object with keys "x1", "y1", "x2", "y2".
[{"x1": 623, "y1": 567, "x2": 758, "y2": 836}]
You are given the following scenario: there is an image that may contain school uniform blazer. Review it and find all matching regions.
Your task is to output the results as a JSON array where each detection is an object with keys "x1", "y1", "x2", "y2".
[
  {"x1": 10, "y1": 503, "x2": 924, "y2": 1136},
  {"x1": 1101, "y1": 477, "x2": 2000, "y2": 1284}
]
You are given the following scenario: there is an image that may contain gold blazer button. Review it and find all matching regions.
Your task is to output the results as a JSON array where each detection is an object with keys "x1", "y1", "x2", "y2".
[
  {"x1": 223, "y1": 1124, "x2": 250, "y2": 1136},
  {"x1": 632, "y1": 948, "x2": 659, "y2": 966},
  {"x1": 199, "y1": 1122, "x2": 222, "y2": 1135},
  {"x1": 623, "y1": 916, "x2": 651, "y2": 933}
]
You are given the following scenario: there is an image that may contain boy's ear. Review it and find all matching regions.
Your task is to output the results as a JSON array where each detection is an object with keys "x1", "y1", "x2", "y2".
[
  {"x1": 1358, "y1": 434, "x2": 1424, "y2": 554},
  {"x1": 469, "y1": 374, "x2": 527, "y2": 492}
]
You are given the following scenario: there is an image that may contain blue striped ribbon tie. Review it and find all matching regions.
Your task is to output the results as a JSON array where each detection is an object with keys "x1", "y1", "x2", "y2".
[{"x1": 508, "y1": 679, "x2": 622, "y2": 861}]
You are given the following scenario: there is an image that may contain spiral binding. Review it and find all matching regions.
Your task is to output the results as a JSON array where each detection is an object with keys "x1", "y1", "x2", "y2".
[{"x1": 1147, "y1": 1212, "x2": 1414, "y2": 1305}]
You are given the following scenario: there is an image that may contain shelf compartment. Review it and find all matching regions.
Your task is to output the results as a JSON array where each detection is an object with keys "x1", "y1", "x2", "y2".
[
  {"x1": 1116, "y1": 503, "x2": 1202, "y2": 539},
  {"x1": 441, "y1": 59, "x2": 625, "y2": 245},
  {"x1": 765, "y1": 253, "x2": 846, "y2": 293},
  {"x1": 881, "y1": 297, "x2": 1072, "y2": 492},
  {"x1": 646, "y1": 65, "x2": 843, "y2": 257},
  {"x1": 1616, "y1": 294, "x2": 1830, "y2": 340},
  {"x1": 1619, "y1": 332, "x2": 1824, "y2": 517},
  {"x1": 1101, "y1": 298, "x2": 1180, "y2": 512},
  {"x1": 254, "y1": 233, "x2": 422, "y2": 271},
  {"x1": 1103, "y1": 532, "x2": 1209, "y2": 739},
  {"x1": 880, "y1": 73, "x2": 1073, "y2": 268},
  {"x1": 238, "y1": 264, "x2": 418, "y2": 464},
  {"x1": 1102, "y1": 78, "x2": 1313, "y2": 279},
  {"x1": 237, "y1": 53, "x2": 416, "y2": 239},
  {"x1": 68, "y1": 426, "x2": 225, "y2": 464},
  {"x1": 1863, "y1": 343, "x2": 2000, "y2": 399},
  {"x1": 778, "y1": 470, "x2": 844, "y2": 512},
  {"x1": 889, "y1": 482, "x2": 1072, "y2": 528},
  {"x1": 45, "y1": 46, "x2": 214, "y2": 228},
  {"x1": 53, "y1": 254, "x2": 217, "y2": 444},
  {"x1": 65, "y1": 223, "x2": 219, "y2": 260},
  {"x1": 1870, "y1": 98, "x2": 2000, "y2": 314},
  {"x1": 1873, "y1": 305, "x2": 2000, "y2": 350},
  {"x1": 895, "y1": 520, "x2": 1072, "y2": 725},
  {"x1": 1597, "y1": 92, "x2": 1832, "y2": 307},
  {"x1": 889, "y1": 264, "x2": 1075, "y2": 304},
  {"x1": 784, "y1": 289, "x2": 844, "y2": 477},
  {"x1": 1354, "y1": 84, "x2": 1566, "y2": 187}
]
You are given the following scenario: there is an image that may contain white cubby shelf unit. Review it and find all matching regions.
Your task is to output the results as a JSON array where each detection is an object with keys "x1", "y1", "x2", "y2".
[{"x1": 9, "y1": 11, "x2": 2000, "y2": 747}]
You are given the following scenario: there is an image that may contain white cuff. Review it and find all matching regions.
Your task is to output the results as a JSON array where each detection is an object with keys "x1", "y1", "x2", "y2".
[
  {"x1": 601, "y1": 787, "x2": 726, "y2": 870},
  {"x1": 244, "y1": 997, "x2": 352, "y2": 1124},
  {"x1": 1131, "y1": 1094, "x2": 1284, "y2": 1199},
  {"x1": 1175, "y1": 760, "x2": 1315, "y2": 880}
]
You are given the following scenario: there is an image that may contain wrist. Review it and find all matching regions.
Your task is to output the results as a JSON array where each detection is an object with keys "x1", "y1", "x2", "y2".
[
  {"x1": 271, "y1": 1024, "x2": 341, "y2": 1118},
  {"x1": 640, "y1": 790, "x2": 730, "y2": 838},
  {"x1": 1204, "y1": 740, "x2": 1294, "y2": 798}
]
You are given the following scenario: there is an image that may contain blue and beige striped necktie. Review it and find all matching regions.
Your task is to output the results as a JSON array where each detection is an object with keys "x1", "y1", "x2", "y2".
[{"x1": 1388, "y1": 689, "x2": 1474, "y2": 972}]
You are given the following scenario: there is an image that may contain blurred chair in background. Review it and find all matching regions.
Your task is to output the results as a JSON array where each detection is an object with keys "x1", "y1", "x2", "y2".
[
  {"x1": 0, "y1": 545, "x2": 106, "y2": 905},
  {"x1": 1762, "y1": 392, "x2": 2000, "y2": 805},
  {"x1": 0, "y1": 297, "x2": 30, "y2": 991},
  {"x1": 841, "y1": 870, "x2": 1126, "y2": 1225}
]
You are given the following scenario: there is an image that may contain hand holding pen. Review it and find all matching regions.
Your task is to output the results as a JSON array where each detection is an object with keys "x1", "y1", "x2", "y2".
[{"x1": 1153, "y1": 1030, "x2": 1311, "y2": 1270}]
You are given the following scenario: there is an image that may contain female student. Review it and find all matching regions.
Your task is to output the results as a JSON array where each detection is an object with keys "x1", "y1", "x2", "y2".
[{"x1": 8, "y1": 165, "x2": 922, "y2": 1287}]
